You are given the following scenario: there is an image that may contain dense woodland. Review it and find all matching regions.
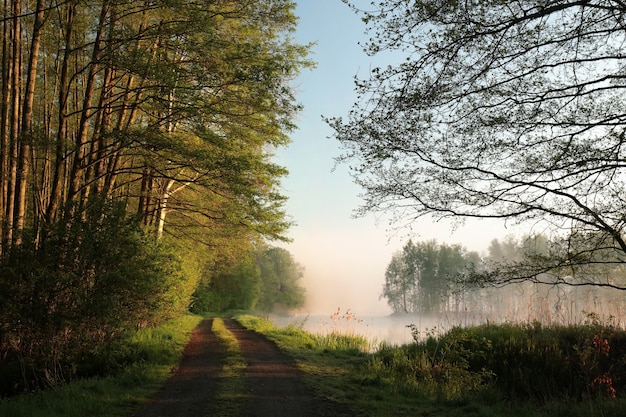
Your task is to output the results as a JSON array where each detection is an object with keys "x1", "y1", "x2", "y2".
[
  {"x1": 0, "y1": 0, "x2": 310, "y2": 394},
  {"x1": 382, "y1": 240, "x2": 480, "y2": 314}
]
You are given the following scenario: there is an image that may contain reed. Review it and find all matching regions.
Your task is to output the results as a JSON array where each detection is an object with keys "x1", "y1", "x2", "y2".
[{"x1": 369, "y1": 321, "x2": 626, "y2": 402}]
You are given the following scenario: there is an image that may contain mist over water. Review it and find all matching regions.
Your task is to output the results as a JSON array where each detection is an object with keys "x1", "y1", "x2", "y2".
[
  {"x1": 270, "y1": 282, "x2": 626, "y2": 346},
  {"x1": 279, "y1": 235, "x2": 626, "y2": 345},
  {"x1": 269, "y1": 313, "x2": 421, "y2": 345}
]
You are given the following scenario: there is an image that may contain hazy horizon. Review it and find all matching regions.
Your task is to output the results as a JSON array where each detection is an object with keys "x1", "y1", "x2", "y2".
[{"x1": 275, "y1": 1, "x2": 530, "y2": 317}]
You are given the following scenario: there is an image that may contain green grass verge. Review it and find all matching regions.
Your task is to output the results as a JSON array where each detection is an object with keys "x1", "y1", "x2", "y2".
[
  {"x1": 235, "y1": 314, "x2": 373, "y2": 411},
  {"x1": 0, "y1": 314, "x2": 203, "y2": 417},
  {"x1": 235, "y1": 315, "x2": 626, "y2": 417},
  {"x1": 7, "y1": 313, "x2": 624, "y2": 417}
]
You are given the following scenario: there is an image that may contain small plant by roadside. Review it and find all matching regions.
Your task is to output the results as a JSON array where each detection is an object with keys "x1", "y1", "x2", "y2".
[{"x1": 329, "y1": 307, "x2": 363, "y2": 335}]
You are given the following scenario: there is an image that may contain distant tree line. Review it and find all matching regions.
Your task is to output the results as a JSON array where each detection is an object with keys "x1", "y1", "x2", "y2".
[
  {"x1": 381, "y1": 240, "x2": 480, "y2": 314},
  {"x1": 0, "y1": 0, "x2": 310, "y2": 394},
  {"x1": 191, "y1": 245, "x2": 306, "y2": 314},
  {"x1": 382, "y1": 235, "x2": 626, "y2": 319}
]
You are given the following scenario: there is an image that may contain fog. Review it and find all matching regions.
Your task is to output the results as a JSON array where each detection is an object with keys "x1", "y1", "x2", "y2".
[
  {"x1": 276, "y1": 182, "x2": 626, "y2": 341},
  {"x1": 269, "y1": 0, "x2": 626, "y2": 344},
  {"x1": 294, "y1": 232, "x2": 395, "y2": 317},
  {"x1": 271, "y1": 281, "x2": 626, "y2": 346},
  {"x1": 277, "y1": 0, "x2": 534, "y2": 332},
  {"x1": 276, "y1": 203, "x2": 626, "y2": 345},
  {"x1": 280, "y1": 215, "x2": 527, "y2": 316},
  {"x1": 271, "y1": 313, "x2": 427, "y2": 345}
]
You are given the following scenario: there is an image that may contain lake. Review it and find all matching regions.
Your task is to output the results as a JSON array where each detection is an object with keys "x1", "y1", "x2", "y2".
[{"x1": 268, "y1": 312, "x2": 464, "y2": 346}]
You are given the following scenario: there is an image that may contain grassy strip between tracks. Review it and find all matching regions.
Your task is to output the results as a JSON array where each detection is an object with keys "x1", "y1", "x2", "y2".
[
  {"x1": 235, "y1": 314, "x2": 626, "y2": 417},
  {"x1": 205, "y1": 317, "x2": 246, "y2": 417}
]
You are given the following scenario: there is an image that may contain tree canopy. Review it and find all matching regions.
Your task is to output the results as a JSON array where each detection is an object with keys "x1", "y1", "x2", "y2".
[
  {"x1": 0, "y1": 0, "x2": 311, "y2": 393},
  {"x1": 0, "y1": 0, "x2": 311, "y2": 254},
  {"x1": 190, "y1": 244, "x2": 305, "y2": 314},
  {"x1": 255, "y1": 246, "x2": 306, "y2": 311},
  {"x1": 331, "y1": 0, "x2": 626, "y2": 288}
]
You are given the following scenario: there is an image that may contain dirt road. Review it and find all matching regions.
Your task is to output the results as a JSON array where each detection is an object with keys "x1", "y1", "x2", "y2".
[{"x1": 134, "y1": 318, "x2": 357, "y2": 417}]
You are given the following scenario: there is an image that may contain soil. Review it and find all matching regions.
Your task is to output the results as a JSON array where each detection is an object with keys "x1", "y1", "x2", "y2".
[{"x1": 133, "y1": 318, "x2": 358, "y2": 417}]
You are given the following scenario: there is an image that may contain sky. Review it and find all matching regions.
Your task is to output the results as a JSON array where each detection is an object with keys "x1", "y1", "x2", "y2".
[{"x1": 274, "y1": 0, "x2": 519, "y2": 316}]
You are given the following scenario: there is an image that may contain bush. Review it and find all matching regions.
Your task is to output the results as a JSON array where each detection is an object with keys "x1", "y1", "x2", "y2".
[
  {"x1": 0, "y1": 200, "x2": 185, "y2": 394},
  {"x1": 368, "y1": 322, "x2": 626, "y2": 402}
]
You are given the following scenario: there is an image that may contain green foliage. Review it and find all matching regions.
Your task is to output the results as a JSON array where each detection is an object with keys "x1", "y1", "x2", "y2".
[
  {"x1": 191, "y1": 255, "x2": 261, "y2": 313},
  {"x1": 235, "y1": 314, "x2": 371, "y2": 354},
  {"x1": 230, "y1": 315, "x2": 626, "y2": 416},
  {"x1": 255, "y1": 246, "x2": 306, "y2": 312},
  {"x1": 0, "y1": 201, "x2": 186, "y2": 394},
  {"x1": 369, "y1": 322, "x2": 626, "y2": 403},
  {"x1": 112, "y1": 315, "x2": 203, "y2": 367},
  {"x1": 191, "y1": 245, "x2": 306, "y2": 314},
  {"x1": 235, "y1": 315, "x2": 277, "y2": 333},
  {"x1": 0, "y1": 0, "x2": 311, "y2": 402},
  {"x1": 382, "y1": 240, "x2": 478, "y2": 314},
  {"x1": 122, "y1": 0, "x2": 311, "y2": 242},
  {"x1": 0, "y1": 315, "x2": 201, "y2": 417},
  {"x1": 370, "y1": 333, "x2": 494, "y2": 400}
]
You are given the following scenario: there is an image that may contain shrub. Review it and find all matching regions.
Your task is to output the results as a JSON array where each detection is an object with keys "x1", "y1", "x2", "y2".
[
  {"x1": 367, "y1": 322, "x2": 626, "y2": 402},
  {"x1": 0, "y1": 200, "x2": 185, "y2": 394}
]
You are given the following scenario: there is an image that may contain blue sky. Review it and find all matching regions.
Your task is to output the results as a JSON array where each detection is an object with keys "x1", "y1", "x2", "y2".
[{"x1": 275, "y1": 0, "x2": 516, "y2": 315}]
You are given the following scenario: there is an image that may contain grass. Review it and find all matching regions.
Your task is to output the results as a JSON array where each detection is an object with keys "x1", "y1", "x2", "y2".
[
  {"x1": 0, "y1": 314, "x2": 203, "y2": 417},
  {"x1": 235, "y1": 314, "x2": 375, "y2": 410},
  {"x1": 4, "y1": 313, "x2": 626, "y2": 417},
  {"x1": 204, "y1": 318, "x2": 247, "y2": 417},
  {"x1": 235, "y1": 315, "x2": 626, "y2": 417}
]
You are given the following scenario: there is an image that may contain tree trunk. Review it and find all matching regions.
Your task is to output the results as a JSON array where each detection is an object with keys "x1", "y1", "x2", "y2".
[
  {"x1": 13, "y1": 0, "x2": 46, "y2": 247},
  {"x1": 46, "y1": 2, "x2": 75, "y2": 225},
  {"x1": 92, "y1": 66, "x2": 114, "y2": 196},
  {"x1": 156, "y1": 178, "x2": 173, "y2": 240},
  {"x1": 138, "y1": 166, "x2": 153, "y2": 225},
  {"x1": 69, "y1": 1, "x2": 109, "y2": 214},
  {"x1": 0, "y1": 0, "x2": 10, "y2": 255},
  {"x1": 5, "y1": 0, "x2": 22, "y2": 249}
]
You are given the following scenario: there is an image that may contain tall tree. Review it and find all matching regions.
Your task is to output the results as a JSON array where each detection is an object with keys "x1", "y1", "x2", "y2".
[
  {"x1": 381, "y1": 240, "x2": 473, "y2": 314},
  {"x1": 0, "y1": 0, "x2": 310, "y2": 255},
  {"x1": 331, "y1": 0, "x2": 626, "y2": 289},
  {"x1": 381, "y1": 250, "x2": 413, "y2": 313},
  {"x1": 0, "y1": 0, "x2": 311, "y2": 391}
]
